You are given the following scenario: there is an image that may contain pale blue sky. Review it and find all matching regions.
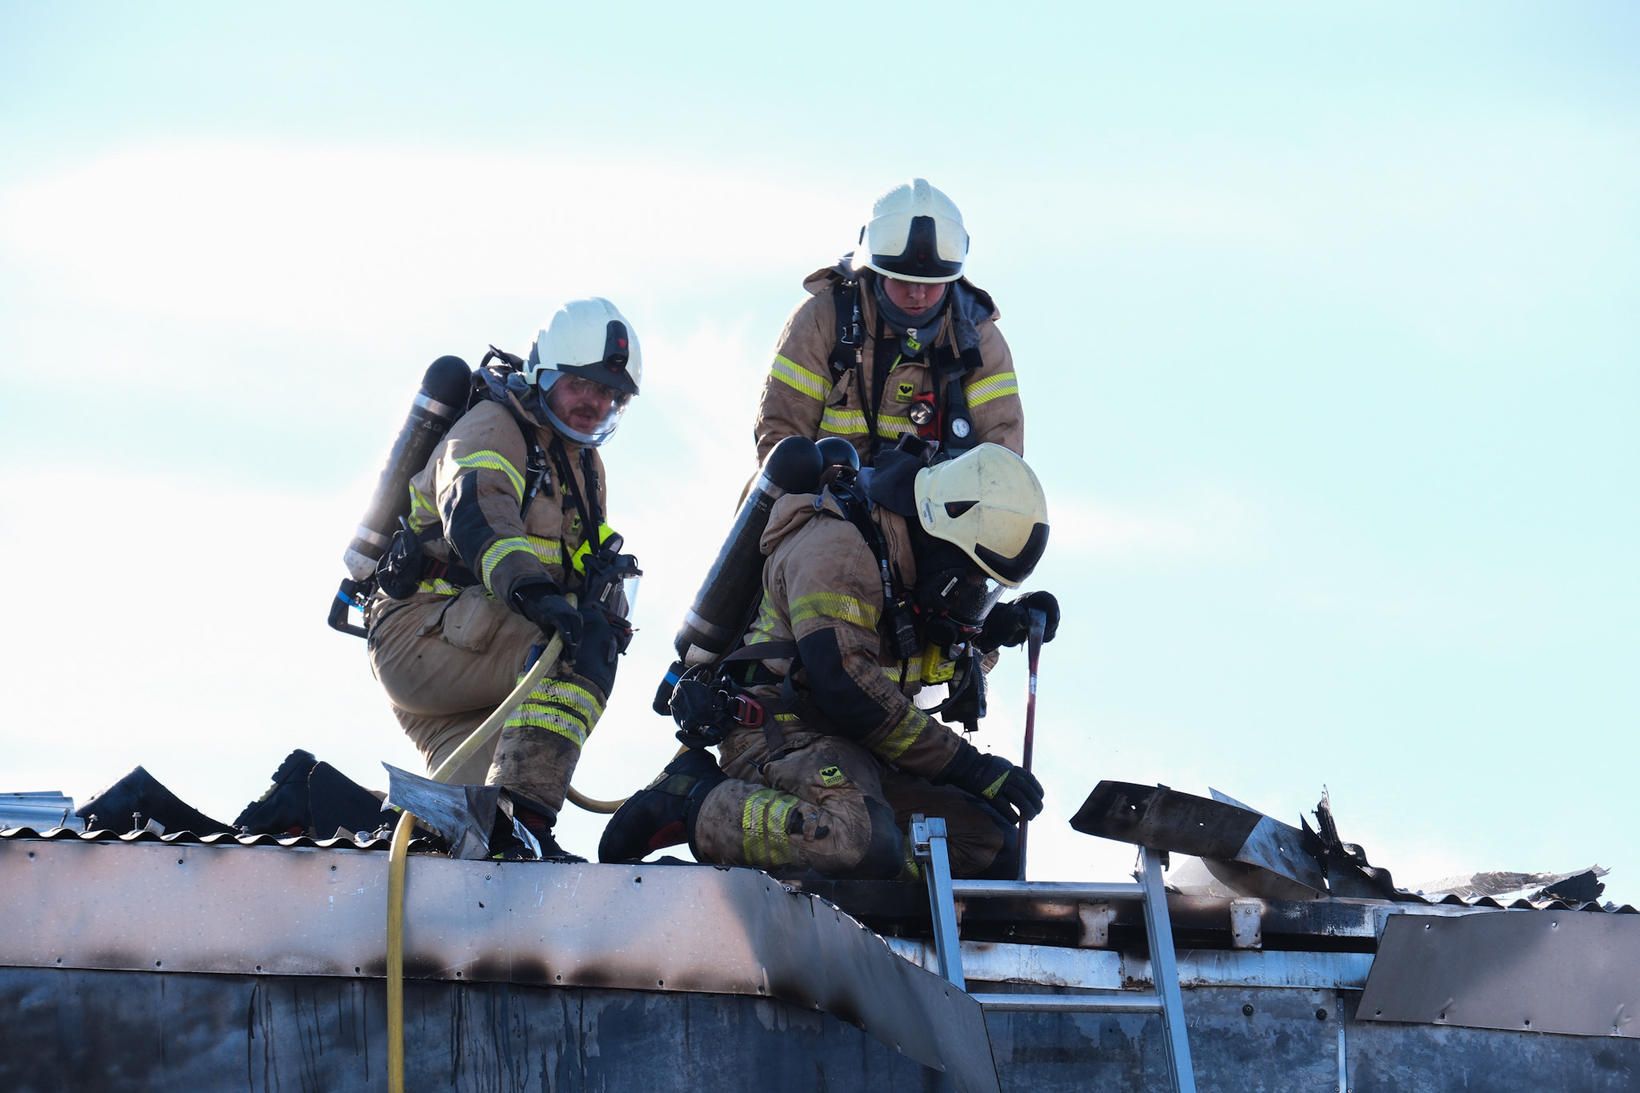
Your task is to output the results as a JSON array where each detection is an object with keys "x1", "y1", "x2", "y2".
[{"x1": 2, "y1": 3, "x2": 1635, "y2": 897}]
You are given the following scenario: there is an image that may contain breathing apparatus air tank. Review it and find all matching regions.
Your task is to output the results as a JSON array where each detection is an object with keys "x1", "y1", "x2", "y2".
[
  {"x1": 328, "y1": 355, "x2": 472, "y2": 637},
  {"x1": 341, "y1": 355, "x2": 473, "y2": 581},
  {"x1": 815, "y1": 435, "x2": 861, "y2": 477},
  {"x1": 651, "y1": 436, "x2": 825, "y2": 712}
]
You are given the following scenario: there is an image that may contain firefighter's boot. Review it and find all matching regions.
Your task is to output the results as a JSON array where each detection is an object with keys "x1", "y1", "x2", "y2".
[{"x1": 597, "y1": 748, "x2": 726, "y2": 863}]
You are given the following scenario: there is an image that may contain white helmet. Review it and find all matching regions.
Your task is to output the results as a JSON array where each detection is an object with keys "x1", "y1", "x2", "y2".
[
  {"x1": 523, "y1": 297, "x2": 641, "y2": 445},
  {"x1": 856, "y1": 178, "x2": 969, "y2": 285},
  {"x1": 913, "y1": 444, "x2": 1048, "y2": 587}
]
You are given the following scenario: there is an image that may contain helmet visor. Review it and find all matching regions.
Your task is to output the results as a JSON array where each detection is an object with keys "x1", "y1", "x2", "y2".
[{"x1": 539, "y1": 372, "x2": 630, "y2": 446}]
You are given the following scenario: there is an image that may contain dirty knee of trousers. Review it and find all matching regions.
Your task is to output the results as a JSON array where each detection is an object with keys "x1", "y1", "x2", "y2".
[{"x1": 487, "y1": 727, "x2": 582, "y2": 816}]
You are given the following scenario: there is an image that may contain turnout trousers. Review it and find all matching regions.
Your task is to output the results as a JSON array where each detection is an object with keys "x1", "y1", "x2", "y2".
[
  {"x1": 691, "y1": 726, "x2": 1016, "y2": 880},
  {"x1": 367, "y1": 585, "x2": 603, "y2": 816}
]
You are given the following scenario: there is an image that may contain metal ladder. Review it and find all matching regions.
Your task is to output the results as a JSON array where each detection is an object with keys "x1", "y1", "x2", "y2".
[{"x1": 911, "y1": 816, "x2": 1197, "y2": 1093}]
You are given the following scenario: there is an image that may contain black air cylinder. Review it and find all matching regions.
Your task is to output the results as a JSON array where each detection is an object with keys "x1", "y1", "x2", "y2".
[
  {"x1": 671, "y1": 436, "x2": 823, "y2": 665},
  {"x1": 341, "y1": 355, "x2": 472, "y2": 580}
]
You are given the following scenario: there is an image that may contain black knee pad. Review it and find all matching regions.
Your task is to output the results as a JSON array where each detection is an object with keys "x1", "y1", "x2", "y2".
[{"x1": 854, "y1": 797, "x2": 907, "y2": 879}]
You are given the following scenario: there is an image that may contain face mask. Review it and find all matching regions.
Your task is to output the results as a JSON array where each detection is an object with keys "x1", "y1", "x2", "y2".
[{"x1": 914, "y1": 539, "x2": 1003, "y2": 651}]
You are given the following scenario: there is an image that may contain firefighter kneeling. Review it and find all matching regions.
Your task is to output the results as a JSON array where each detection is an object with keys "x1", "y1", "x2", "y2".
[{"x1": 600, "y1": 442, "x2": 1058, "y2": 880}]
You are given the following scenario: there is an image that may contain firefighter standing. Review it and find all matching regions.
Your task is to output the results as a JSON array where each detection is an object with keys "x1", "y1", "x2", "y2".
[
  {"x1": 600, "y1": 443, "x2": 1058, "y2": 879},
  {"x1": 366, "y1": 298, "x2": 640, "y2": 860},
  {"x1": 753, "y1": 178, "x2": 1024, "y2": 465}
]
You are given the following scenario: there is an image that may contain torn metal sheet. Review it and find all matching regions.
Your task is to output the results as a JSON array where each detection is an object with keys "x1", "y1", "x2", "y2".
[
  {"x1": 1412, "y1": 866, "x2": 1608, "y2": 906},
  {"x1": 1071, "y1": 781, "x2": 1326, "y2": 894},
  {"x1": 0, "y1": 838, "x2": 999, "y2": 1092},
  {"x1": 383, "y1": 763, "x2": 506, "y2": 859},
  {"x1": 1306, "y1": 788, "x2": 1406, "y2": 900},
  {"x1": 1360, "y1": 910, "x2": 1640, "y2": 1038}
]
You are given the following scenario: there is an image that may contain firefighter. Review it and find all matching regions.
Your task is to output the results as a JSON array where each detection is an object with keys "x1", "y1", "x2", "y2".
[
  {"x1": 366, "y1": 297, "x2": 640, "y2": 860},
  {"x1": 753, "y1": 178, "x2": 1024, "y2": 465},
  {"x1": 599, "y1": 442, "x2": 1058, "y2": 879}
]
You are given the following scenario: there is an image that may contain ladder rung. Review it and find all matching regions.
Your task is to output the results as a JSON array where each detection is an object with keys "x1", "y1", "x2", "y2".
[
  {"x1": 971, "y1": 991, "x2": 1164, "y2": 1014},
  {"x1": 949, "y1": 880, "x2": 1145, "y2": 900}
]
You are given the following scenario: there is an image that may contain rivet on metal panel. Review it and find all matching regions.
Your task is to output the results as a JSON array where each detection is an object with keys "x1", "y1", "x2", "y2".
[
  {"x1": 1242, "y1": 1003, "x2": 1255, "y2": 1017},
  {"x1": 1316, "y1": 1008, "x2": 1328, "y2": 1021}
]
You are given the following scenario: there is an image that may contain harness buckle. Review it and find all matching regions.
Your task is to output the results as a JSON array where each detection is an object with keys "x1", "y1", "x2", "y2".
[{"x1": 727, "y1": 694, "x2": 766, "y2": 729}]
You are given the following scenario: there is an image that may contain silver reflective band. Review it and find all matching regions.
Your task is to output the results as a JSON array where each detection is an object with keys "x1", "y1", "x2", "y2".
[{"x1": 414, "y1": 391, "x2": 465, "y2": 419}]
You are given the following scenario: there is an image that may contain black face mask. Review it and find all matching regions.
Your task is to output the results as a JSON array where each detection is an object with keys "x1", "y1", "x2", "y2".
[{"x1": 913, "y1": 537, "x2": 1003, "y2": 651}]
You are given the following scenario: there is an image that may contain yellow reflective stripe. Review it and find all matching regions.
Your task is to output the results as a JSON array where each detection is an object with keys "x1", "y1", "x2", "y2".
[
  {"x1": 506, "y1": 707, "x2": 591, "y2": 747},
  {"x1": 408, "y1": 485, "x2": 438, "y2": 532},
  {"x1": 528, "y1": 535, "x2": 563, "y2": 566},
  {"x1": 820, "y1": 406, "x2": 868, "y2": 435},
  {"x1": 480, "y1": 536, "x2": 534, "y2": 590},
  {"x1": 790, "y1": 592, "x2": 879, "y2": 631},
  {"x1": 741, "y1": 788, "x2": 798, "y2": 869},
  {"x1": 820, "y1": 406, "x2": 916, "y2": 440},
  {"x1": 874, "y1": 414, "x2": 914, "y2": 440},
  {"x1": 543, "y1": 681, "x2": 605, "y2": 722},
  {"x1": 882, "y1": 649, "x2": 954, "y2": 687},
  {"x1": 505, "y1": 681, "x2": 604, "y2": 748},
  {"x1": 570, "y1": 522, "x2": 617, "y2": 575},
  {"x1": 965, "y1": 371, "x2": 1019, "y2": 409},
  {"x1": 875, "y1": 706, "x2": 926, "y2": 762},
  {"x1": 455, "y1": 449, "x2": 526, "y2": 501},
  {"x1": 747, "y1": 594, "x2": 783, "y2": 644},
  {"x1": 770, "y1": 354, "x2": 832, "y2": 401},
  {"x1": 415, "y1": 578, "x2": 462, "y2": 597},
  {"x1": 900, "y1": 843, "x2": 922, "y2": 881}
]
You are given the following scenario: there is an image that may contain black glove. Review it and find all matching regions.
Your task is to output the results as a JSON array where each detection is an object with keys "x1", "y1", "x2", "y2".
[
  {"x1": 934, "y1": 740, "x2": 1044, "y2": 824},
  {"x1": 512, "y1": 582, "x2": 582, "y2": 657},
  {"x1": 571, "y1": 602, "x2": 620, "y2": 697},
  {"x1": 978, "y1": 591, "x2": 1060, "y2": 652}
]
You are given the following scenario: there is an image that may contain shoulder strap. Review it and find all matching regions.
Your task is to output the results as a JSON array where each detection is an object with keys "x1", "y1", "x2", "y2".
[
  {"x1": 473, "y1": 362, "x2": 552, "y2": 517},
  {"x1": 932, "y1": 344, "x2": 983, "y2": 456},
  {"x1": 828, "y1": 482, "x2": 921, "y2": 660},
  {"x1": 827, "y1": 277, "x2": 863, "y2": 382}
]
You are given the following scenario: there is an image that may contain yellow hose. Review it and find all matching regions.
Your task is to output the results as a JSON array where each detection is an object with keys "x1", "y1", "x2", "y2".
[
  {"x1": 565, "y1": 785, "x2": 626, "y2": 814},
  {"x1": 386, "y1": 626, "x2": 566, "y2": 1093},
  {"x1": 385, "y1": 810, "x2": 414, "y2": 1088}
]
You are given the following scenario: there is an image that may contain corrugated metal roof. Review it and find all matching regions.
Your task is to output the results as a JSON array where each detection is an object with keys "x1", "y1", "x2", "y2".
[{"x1": 0, "y1": 793, "x2": 83, "y2": 832}]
